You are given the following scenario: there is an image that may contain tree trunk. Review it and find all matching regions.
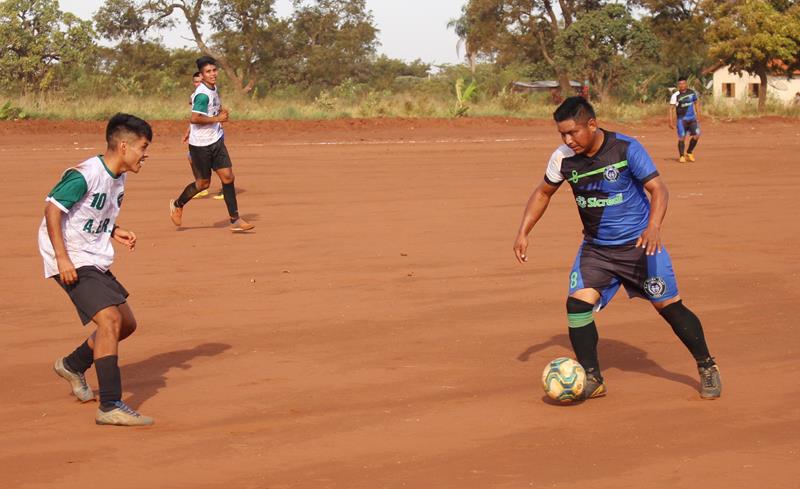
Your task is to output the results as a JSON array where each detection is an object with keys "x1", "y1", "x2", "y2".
[
  {"x1": 757, "y1": 68, "x2": 768, "y2": 112},
  {"x1": 558, "y1": 71, "x2": 572, "y2": 99}
]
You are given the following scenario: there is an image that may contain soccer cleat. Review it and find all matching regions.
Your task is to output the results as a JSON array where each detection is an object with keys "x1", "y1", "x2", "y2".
[
  {"x1": 698, "y1": 364, "x2": 722, "y2": 399},
  {"x1": 192, "y1": 189, "x2": 209, "y2": 199},
  {"x1": 96, "y1": 401, "x2": 154, "y2": 426},
  {"x1": 579, "y1": 372, "x2": 607, "y2": 400},
  {"x1": 213, "y1": 191, "x2": 224, "y2": 200},
  {"x1": 686, "y1": 153, "x2": 696, "y2": 162},
  {"x1": 679, "y1": 155, "x2": 687, "y2": 163},
  {"x1": 169, "y1": 199, "x2": 183, "y2": 226},
  {"x1": 230, "y1": 218, "x2": 255, "y2": 232},
  {"x1": 54, "y1": 358, "x2": 95, "y2": 402}
]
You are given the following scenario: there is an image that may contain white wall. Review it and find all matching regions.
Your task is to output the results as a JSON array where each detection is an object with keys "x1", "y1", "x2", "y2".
[{"x1": 712, "y1": 65, "x2": 800, "y2": 104}]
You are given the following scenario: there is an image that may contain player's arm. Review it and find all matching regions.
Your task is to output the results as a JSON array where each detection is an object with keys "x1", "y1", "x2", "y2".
[
  {"x1": 44, "y1": 202, "x2": 77, "y2": 285},
  {"x1": 668, "y1": 93, "x2": 677, "y2": 128},
  {"x1": 111, "y1": 224, "x2": 136, "y2": 251},
  {"x1": 694, "y1": 98, "x2": 701, "y2": 120},
  {"x1": 513, "y1": 179, "x2": 560, "y2": 263},
  {"x1": 190, "y1": 93, "x2": 228, "y2": 124},
  {"x1": 637, "y1": 176, "x2": 669, "y2": 256}
]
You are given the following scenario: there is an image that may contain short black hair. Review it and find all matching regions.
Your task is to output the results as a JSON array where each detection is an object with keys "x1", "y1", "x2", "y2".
[
  {"x1": 106, "y1": 113, "x2": 153, "y2": 148},
  {"x1": 553, "y1": 96, "x2": 596, "y2": 123},
  {"x1": 192, "y1": 71, "x2": 201, "y2": 78},
  {"x1": 678, "y1": 76, "x2": 687, "y2": 82},
  {"x1": 196, "y1": 56, "x2": 216, "y2": 72}
]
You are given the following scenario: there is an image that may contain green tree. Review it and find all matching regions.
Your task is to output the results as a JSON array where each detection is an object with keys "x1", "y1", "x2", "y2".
[
  {"x1": 704, "y1": 0, "x2": 800, "y2": 110},
  {"x1": 556, "y1": 4, "x2": 660, "y2": 100},
  {"x1": 288, "y1": 0, "x2": 378, "y2": 87},
  {"x1": 94, "y1": 0, "x2": 286, "y2": 93},
  {"x1": 630, "y1": 0, "x2": 706, "y2": 79},
  {"x1": 0, "y1": 0, "x2": 95, "y2": 92},
  {"x1": 458, "y1": 0, "x2": 607, "y2": 96}
]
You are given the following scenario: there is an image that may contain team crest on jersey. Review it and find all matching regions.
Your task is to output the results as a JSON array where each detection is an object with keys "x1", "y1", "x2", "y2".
[
  {"x1": 603, "y1": 166, "x2": 620, "y2": 182},
  {"x1": 117, "y1": 192, "x2": 124, "y2": 208},
  {"x1": 643, "y1": 277, "x2": 667, "y2": 298},
  {"x1": 575, "y1": 196, "x2": 587, "y2": 208}
]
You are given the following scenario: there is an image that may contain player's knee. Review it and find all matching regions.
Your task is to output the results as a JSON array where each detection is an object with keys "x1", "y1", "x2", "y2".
[
  {"x1": 96, "y1": 310, "x2": 123, "y2": 339},
  {"x1": 196, "y1": 179, "x2": 210, "y2": 190},
  {"x1": 566, "y1": 297, "x2": 595, "y2": 328},
  {"x1": 120, "y1": 317, "x2": 137, "y2": 340}
]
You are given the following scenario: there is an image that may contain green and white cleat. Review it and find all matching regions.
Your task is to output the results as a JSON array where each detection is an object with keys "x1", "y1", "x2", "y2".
[{"x1": 54, "y1": 358, "x2": 95, "y2": 402}]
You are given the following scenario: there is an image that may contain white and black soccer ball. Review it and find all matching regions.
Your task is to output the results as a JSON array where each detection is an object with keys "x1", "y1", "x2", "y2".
[{"x1": 542, "y1": 357, "x2": 586, "y2": 402}]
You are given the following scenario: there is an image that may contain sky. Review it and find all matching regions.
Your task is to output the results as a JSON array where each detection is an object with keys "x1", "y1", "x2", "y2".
[{"x1": 58, "y1": 0, "x2": 466, "y2": 66}]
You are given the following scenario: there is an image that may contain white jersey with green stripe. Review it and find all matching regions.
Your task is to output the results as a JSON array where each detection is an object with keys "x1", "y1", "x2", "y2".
[
  {"x1": 189, "y1": 82, "x2": 224, "y2": 147},
  {"x1": 37, "y1": 155, "x2": 126, "y2": 277}
]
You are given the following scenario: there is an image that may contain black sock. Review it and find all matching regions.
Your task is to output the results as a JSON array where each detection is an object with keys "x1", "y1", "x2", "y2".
[
  {"x1": 659, "y1": 300, "x2": 714, "y2": 367},
  {"x1": 64, "y1": 340, "x2": 93, "y2": 374},
  {"x1": 566, "y1": 297, "x2": 601, "y2": 376},
  {"x1": 687, "y1": 138, "x2": 698, "y2": 154},
  {"x1": 95, "y1": 355, "x2": 122, "y2": 410},
  {"x1": 678, "y1": 140, "x2": 685, "y2": 156},
  {"x1": 222, "y1": 182, "x2": 239, "y2": 221},
  {"x1": 176, "y1": 182, "x2": 200, "y2": 208}
]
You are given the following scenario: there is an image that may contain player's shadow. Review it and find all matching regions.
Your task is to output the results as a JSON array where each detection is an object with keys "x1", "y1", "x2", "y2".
[
  {"x1": 121, "y1": 342, "x2": 231, "y2": 409},
  {"x1": 518, "y1": 334, "x2": 699, "y2": 391}
]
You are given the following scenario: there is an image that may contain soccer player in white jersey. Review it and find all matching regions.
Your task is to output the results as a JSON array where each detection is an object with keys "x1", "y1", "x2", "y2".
[
  {"x1": 169, "y1": 55, "x2": 254, "y2": 232},
  {"x1": 40, "y1": 114, "x2": 155, "y2": 426}
]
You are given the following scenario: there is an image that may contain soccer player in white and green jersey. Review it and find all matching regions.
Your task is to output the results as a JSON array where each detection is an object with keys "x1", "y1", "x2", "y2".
[
  {"x1": 40, "y1": 114, "x2": 155, "y2": 426},
  {"x1": 169, "y1": 55, "x2": 254, "y2": 232}
]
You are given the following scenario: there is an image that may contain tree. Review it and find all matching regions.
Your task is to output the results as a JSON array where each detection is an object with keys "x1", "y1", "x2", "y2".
[
  {"x1": 288, "y1": 0, "x2": 378, "y2": 87},
  {"x1": 94, "y1": 0, "x2": 286, "y2": 93},
  {"x1": 631, "y1": 0, "x2": 707, "y2": 78},
  {"x1": 556, "y1": 4, "x2": 660, "y2": 100},
  {"x1": 704, "y1": 0, "x2": 800, "y2": 110},
  {"x1": 459, "y1": 0, "x2": 606, "y2": 96},
  {"x1": 0, "y1": 0, "x2": 95, "y2": 91}
]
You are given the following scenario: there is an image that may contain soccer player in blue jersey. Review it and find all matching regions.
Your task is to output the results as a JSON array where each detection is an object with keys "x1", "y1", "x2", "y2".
[
  {"x1": 513, "y1": 97, "x2": 721, "y2": 400},
  {"x1": 669, "y1": 77, "x2": 701, "y2": 163}
]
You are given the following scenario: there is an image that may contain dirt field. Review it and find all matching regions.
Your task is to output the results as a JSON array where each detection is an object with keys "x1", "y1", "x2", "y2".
[{"x1": 1, "y1": 116, "x2": 798, "y2": 489}]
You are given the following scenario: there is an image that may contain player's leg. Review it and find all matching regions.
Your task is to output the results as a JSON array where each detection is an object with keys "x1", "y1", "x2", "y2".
[
  {"x1": 686, "y1": 122, "x2": 700, "y2": 161},
  {"x1": 639, "y1": 248, "x2": 721, "y2": 398},
  {"x1": 170, "y1": 145, "x2": 212, "y2": 226},
  {"x1": 91, "y1": 305, "x2": 153, "y2": 425},
  {"x1": 566, "y1": 245, "x2": 618, "y2": 399},
  {"x1": 212, "y1": 141, "x2": 254, "y2": 232},
  {"x1": 189, "y1": 151, "x2": 209, "y2": 199},
  {"x1": 676, "y1": 120, "x2": 687, "y2": 161}
]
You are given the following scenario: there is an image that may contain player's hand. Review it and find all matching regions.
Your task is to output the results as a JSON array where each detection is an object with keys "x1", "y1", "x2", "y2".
[
  {"x1": 669, "y1": 122, "x2": 675, "y2": 129},
  {"x1": 514, "y1": 234, "x2": 529, "y2": 264},
  {"x1": 112, "y1": 227, "x2": 137, "y2": 251},
  {"x1": 635, "y1": 225, "x2": 662, "y2": 256},
  {"x1": 57, "y1": 256, "x2": 78, "y2": 285},
  {"x1": 181, "y1": 133, "x2": 189, "y2": 144},
  {"x1": 218, "y1": 108, "x2": 230, "y2": 123}
]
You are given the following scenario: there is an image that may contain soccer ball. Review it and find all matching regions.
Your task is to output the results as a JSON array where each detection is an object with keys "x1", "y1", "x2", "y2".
[{"x1": 542, "y1": 357, "x2": 586, "y2": 402}]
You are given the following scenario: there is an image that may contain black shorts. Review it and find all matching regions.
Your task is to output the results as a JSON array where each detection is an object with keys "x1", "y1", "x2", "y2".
[
  {"x1": 53, "y1": 266, "x2": 129, "y2": 325},
  {"x1": 189, "y1": 138, "x2": 233, "y2": 180},
  {"x1": 568, "y1": 242, "x2": 679, "y2": 310}
]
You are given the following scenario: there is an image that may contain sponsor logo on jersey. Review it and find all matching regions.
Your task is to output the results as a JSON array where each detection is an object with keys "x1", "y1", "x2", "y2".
[
  {"x1": 575, "y1": 193, "x2": 624, "y2": 209},
  {"x1": 643, "y1": 277, "x2": 667, "y2": 298}
]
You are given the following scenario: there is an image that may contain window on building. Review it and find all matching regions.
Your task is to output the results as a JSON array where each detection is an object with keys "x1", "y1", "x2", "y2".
[
  {"x1": 722, "y1": 83, "x2": 735, "y2": 98},
  {"x1": 748, "y1": 83, "x2": 760, "y2": 98}
]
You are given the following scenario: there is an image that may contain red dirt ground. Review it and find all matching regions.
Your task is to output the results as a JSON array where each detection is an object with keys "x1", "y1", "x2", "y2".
[{"x1": 1, "y1": 117, "x2": 798, "y2": 489}]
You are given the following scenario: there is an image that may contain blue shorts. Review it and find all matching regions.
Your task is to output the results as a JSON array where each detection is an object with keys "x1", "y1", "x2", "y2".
[
  {"x1": 677, "y1": 119, "x2": 700, "y2": 138},
  {"x1": 568, "y1": 242, "x2": 679, "y2": 310}
]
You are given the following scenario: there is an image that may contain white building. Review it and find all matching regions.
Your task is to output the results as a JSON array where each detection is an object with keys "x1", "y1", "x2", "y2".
[{"x1": 711, "y1": 64, "x2": 800, "y2": 104}]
